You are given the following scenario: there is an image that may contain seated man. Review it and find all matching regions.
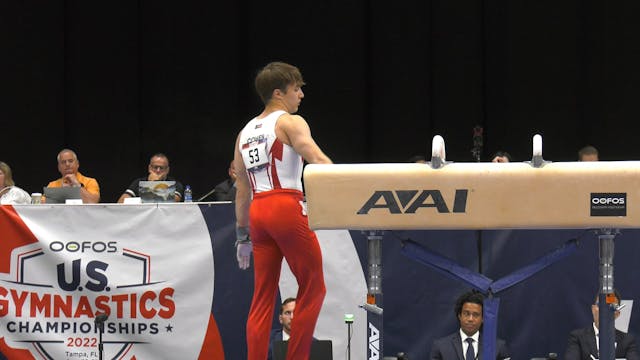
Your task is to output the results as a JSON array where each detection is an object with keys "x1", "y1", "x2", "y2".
[
  {"x1": 491, "y1": 151, "x2": 512, "y2": 163},
  {"x1": 268, "y1": 297, "x2": 296, "y2": 360},
  {"x1": 564, "y1": 290, "x2": 639, "y2": 360},
  {"x1": 430, "y1": 290, "x2": 510, "y2": 360},
  {"x1": 213, "y1": 160, "x2": 236, "y2": 201},
  {"x1": 117, "y1": 153, "x2": 184, "y2": 203},
  {"x1": 268, "y1": 297, "x2": 319, "y2": 360},
  {"x1": 578, "y1": 145, "x2": 599, "y2": 161},
  {"x1": 46, "y1": 149, "x2": 100, "y2": 203}
]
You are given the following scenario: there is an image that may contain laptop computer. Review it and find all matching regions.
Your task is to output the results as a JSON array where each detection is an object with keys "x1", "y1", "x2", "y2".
[
  {"x1": 272, "y1": 340, "x2": 333, "y2": 360},
  {"x1": 139, "y1": 180, "x2": 176, "y2": 203},
  {"x1": 43, "y1": 187, "x2": 81, "y2": 204}
]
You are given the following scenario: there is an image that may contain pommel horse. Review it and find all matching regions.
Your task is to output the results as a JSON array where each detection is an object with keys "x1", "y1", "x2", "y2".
[{"x1": 303, "y1": 135, "x2": 638, "y2": 359}]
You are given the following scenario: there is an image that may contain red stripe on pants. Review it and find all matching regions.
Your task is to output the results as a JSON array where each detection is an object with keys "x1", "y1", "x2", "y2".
[{"x1": 246, "y1": 189, "x2": 326, "y2": 360}]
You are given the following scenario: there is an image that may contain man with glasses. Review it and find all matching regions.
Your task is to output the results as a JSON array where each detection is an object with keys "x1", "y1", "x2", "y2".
[
  {"x1": 47, "y1": 148, "x2": 100, "y2": 203},
  {"x1": 212, "y1": 160, "x2": 237, "y2": 201},
  {"x1": 430, "y1": 290, "x2": 511, "y2": 360},
  {"x1": 564, "y1": 290, "x2": 639, "y2": 360},
  {"x1": 117, "y1": 153, "x2": 185, "y2": 203}
]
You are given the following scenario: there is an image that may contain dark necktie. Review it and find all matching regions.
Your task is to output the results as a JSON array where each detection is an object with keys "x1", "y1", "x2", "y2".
[{"x1": 465, "y1": 338, "x2": 475, "y2": 360}]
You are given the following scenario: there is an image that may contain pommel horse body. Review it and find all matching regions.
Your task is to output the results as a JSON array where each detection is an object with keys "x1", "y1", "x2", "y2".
[
  {"x1": 302, "y1": 135, "x2": 638, "y2": 359},
  {"x1": 304, "y1": 161, "x2": 640, "y2": 231}
]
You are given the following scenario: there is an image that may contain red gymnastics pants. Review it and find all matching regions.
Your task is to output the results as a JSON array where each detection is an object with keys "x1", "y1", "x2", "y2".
[{"x1": 246, "y1": 189, "x2": 326, "y2": 360}]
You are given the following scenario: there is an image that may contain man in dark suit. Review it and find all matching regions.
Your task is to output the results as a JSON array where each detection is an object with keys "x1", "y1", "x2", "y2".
[
  {"x1": 430, "y1": 290, "x2": 510, "y2": 360},
  {"x1": 564, "y1": 290, "x2": 639, "y2": 360},
  {"x1": 268, "y1": 297, "x2": 321, "y2": 360},
  {"x1": 212, "y1": 161, "x2": 236, "y2": 201},
  {"x1": 268, "y1": 297, "x2": 296, "y2": 360}
]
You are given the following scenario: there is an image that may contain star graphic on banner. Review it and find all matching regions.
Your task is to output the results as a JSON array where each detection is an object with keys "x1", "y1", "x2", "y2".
[{"x1": 165, "y1": 324, "x2": 173, "y2": 332}]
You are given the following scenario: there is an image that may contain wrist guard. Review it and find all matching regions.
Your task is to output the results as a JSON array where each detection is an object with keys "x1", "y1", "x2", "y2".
[{"x1": 235, "y1": 226, "x2": 251, "y2": 246}]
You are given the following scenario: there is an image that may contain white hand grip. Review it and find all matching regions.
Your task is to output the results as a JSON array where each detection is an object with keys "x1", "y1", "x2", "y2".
[
  {"x1": 533, "y1": 134, "x2": 542, "y2": 157},
  {"x1": 432, "y1": 135, "x2": 446, "y2": 161}
]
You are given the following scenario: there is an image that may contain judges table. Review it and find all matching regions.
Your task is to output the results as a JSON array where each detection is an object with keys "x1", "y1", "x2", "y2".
[{"x1": 0, "y1": 203, "x2": 368, "y2": 360}]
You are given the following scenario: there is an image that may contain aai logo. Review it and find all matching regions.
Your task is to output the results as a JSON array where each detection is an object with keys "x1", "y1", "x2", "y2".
[{"x1": 357, "y1": 189, "x2": 468, "y2": 215}]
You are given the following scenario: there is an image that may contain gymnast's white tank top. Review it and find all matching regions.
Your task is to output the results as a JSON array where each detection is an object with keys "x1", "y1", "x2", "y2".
[{"x1": 238, "y1": 110, "x2": 304, "y2": 194}]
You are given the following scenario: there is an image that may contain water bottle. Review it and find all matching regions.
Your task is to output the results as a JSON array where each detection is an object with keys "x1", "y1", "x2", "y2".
[
  {"x1": 31, "y1": 193, "x2": 42, "y2": 204},
  {"x1": 184, "y1": 185, "x2": 193, "y2": 202}
]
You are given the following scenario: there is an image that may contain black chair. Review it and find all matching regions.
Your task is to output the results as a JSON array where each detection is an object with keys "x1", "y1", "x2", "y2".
[{"x1": 273, "y1": 340, "x2": 333, "y2": 360}]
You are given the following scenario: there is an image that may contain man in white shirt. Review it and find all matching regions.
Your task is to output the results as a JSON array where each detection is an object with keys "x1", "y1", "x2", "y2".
[
  {"x1": 565, "y1": 290, "x2": 639, "y2": 360},
  {"x1": 430, "y1": 290, "x2": 511, "y2": 360}
]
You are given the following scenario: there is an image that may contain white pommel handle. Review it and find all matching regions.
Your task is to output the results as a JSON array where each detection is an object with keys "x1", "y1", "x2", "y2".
[
  {"x1": 533, "y1": 134, "x2": 542, "y2": 157},
  {"x1": 432, "y1": 135, "x2": 446, "y2": 161}
]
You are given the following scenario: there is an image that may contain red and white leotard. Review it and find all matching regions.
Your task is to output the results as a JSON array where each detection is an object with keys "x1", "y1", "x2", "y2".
[
  {"x1": 238, "y1": 110, "x2": 303, "y2": 194},
  {"x1": 238, "y1": 110, "x2": 326, "y2": 360}
]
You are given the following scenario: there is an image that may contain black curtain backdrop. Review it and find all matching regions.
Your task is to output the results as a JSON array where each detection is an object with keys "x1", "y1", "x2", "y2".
[{"x1": 2, "y1": 0, "x2": 640, "y2": 203}]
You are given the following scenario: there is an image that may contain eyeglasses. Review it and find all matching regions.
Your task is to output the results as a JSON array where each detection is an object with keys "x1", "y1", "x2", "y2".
[{"x1": 150, "y1": 165, "x2": 168, "y2": 171}]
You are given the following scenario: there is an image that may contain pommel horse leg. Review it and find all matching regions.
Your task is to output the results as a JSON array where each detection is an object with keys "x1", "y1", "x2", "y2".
[
  {"x1": 361, "y1": 230, "x2": 384, "y2": 359},
  {"x1": 598, "y1": 229, "x2": 618, "y2": 360}
]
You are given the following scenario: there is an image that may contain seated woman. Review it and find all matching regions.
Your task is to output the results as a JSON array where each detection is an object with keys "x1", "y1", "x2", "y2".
[{"x1": 0, "y1": 161, "x2": 31, "y2": 204}]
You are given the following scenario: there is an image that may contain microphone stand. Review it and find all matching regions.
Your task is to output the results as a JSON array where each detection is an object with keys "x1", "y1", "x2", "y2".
[
  {"x1": 95, "y1": 313, "x2": 108, "y2": 360},
  {"x1": 347, "y1": 321, "x2": 352, "y2": 360},
  {"x1": 98, "y1": 323, "x2": 104, "y2": 360},
  {"x1": 471, "y1": 125, "x2": 483, "y2": 163},
  {"x1": 471, "y1": 125, "x2": 483, "y2": 273},
  {"x1": 197, "y1": 188, "x2": 216, "y2": 202},
  {"x1": 344, "y1": 314, "x2": 354, "y2": 360}
]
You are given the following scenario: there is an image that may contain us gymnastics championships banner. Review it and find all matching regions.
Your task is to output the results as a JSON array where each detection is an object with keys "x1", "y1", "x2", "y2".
[{"x1": 0, "y1": 204, "x2": 223, "y2": 360}]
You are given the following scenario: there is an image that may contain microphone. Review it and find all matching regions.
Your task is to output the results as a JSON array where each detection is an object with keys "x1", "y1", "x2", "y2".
[
  {"x1": 95, "y1": 313, "x2": 109, "y2": 324},
  {"x1": 471, "y1": 125, "x2": 483, "y2": 162},
  {"x1": 197, "y1": 188, "x2": 216, "y2": 202},
  {"x1": 95, "y1": 313, "x2": 108, "y2": 360},
  {"x1": 359, "y1": 303, "x2": 384, "y2": 315}
]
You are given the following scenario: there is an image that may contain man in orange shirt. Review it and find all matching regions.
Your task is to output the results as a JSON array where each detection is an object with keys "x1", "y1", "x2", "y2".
[{"x1": 46, "y1": 148, "x2": 100, "y2": 203}]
